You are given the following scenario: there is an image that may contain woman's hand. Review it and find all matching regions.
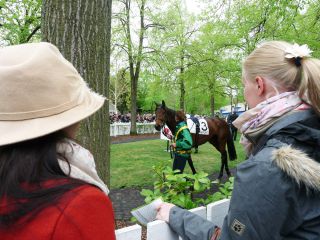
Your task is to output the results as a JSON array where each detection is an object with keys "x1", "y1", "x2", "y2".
[
  {"x1": 171, "y1": 143, "x2": 176, "y2": 148},
  {"x1": 156, "y1": 202, "x2": 176, "y2": 223}
]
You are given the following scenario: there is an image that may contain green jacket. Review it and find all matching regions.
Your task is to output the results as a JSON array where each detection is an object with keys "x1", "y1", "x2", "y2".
[{"x1": 174, "y1": 121, "x2": 193, "y2": 157}]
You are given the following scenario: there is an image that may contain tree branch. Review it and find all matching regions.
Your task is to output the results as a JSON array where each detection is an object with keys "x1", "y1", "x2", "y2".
[{"x1": 26, "y1": 25, "x2": 40, "y2": 42}]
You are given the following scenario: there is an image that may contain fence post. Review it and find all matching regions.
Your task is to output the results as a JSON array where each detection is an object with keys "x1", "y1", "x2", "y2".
[
  {"x1": 115, "y1": 224, "x2": 142, "y2": 240},
  {"x1": 110, "y1": 122, "x2": 157, "y2": 136},
  {"x1": 114, "y1": 123, "x2": 118, "y2": 136},
  {"x1": 147, "y1": 220, "x2": 179, "y2": 240},
  {"x1": 207, "y1": 199, "x2": 230, "y2": 228},
  {"x1": 146, "y1": 206, "x2": 206, "y2": 240}
]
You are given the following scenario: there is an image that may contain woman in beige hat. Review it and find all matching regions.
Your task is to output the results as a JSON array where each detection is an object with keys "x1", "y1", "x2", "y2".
[{"x1": 0, "y1": 42, "x2": 115, "y2": 239}]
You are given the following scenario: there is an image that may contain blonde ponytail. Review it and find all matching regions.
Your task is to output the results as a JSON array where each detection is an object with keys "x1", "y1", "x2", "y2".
[{"x1": 300, "y1": 58, "x2": 320, "y2": 115}]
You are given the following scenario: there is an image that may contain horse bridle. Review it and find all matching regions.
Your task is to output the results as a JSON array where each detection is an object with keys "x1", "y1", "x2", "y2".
[{"x1": 156, "y1": 106, "x2": 167, "y2": 129}]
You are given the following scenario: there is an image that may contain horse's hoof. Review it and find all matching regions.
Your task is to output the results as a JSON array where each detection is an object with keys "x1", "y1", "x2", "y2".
[{"x1": 227, "y1": 173, "x2": 232, "y2": 178}]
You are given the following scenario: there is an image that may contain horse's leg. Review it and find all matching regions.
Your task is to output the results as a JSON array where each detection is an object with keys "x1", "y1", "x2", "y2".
[
  {"x1": 208, "y1": 137, "x2": 224, "y2": 180},
  {"x1": 214, "y1": 139, "x2": 231, "y2": 179},
  {"x1": 218, "y1": 153, "x2": 225, "y2": 179},
  {"x1": 222, "y1": 150, "x2": 231, "y2": 177},
  {"x1": 217, "y1": 150, "x2": 231, "y2": 179}
]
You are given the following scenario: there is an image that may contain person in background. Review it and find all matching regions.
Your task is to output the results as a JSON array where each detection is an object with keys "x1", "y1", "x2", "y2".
[
  {"x1": 227, "y1": 110, "x2": 239, "y2": 141},
  {"x1": 0, "y1": 42, "x2": 115, "y2": 239},
  {"x1": 156, "y1": 41, "x2": 320, "y2": 239},
  {"x1": 171, "y1": 110, "x2": 196, "y2": 174},
  {"x1": 161, "y1": 125, "x2": 173, "y2": 153}
]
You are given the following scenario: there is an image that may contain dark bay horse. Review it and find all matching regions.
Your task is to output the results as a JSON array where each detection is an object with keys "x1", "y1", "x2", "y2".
[{"x1": 154, "y1": 100, "x2": 237, "y2": 179}]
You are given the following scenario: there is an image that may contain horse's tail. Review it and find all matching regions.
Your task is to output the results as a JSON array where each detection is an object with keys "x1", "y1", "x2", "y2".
[{"x1": 227, "y1": 128, "x2": 237, "y2": 161}]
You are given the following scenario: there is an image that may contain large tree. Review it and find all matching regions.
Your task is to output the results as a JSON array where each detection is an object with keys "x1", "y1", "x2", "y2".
[
  {"x1": 0, "y1": 0, "x2": 41, "y2": 45},
  {"x1": 148, "y1": 0, "x2": 198, "y2": 110},
  {"x1": 42, "y1": 0, "x2": 112, "y2": 184},
  {"x1": 113, "y1": 0, "x2": 148, "y2": 134}
]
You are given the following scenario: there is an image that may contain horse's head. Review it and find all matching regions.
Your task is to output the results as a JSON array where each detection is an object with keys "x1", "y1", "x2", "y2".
[{"x1": 154, "y1": 100, "x2": 167, "y2": 131}]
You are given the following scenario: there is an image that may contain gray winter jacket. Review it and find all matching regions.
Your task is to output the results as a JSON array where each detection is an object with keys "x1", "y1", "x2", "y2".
[{"x1": 168, "y1": 110, "x2": 320, "y2": 240}]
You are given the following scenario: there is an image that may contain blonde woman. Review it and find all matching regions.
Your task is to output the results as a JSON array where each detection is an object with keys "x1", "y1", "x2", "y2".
[
  {"x1": 156, "y1": 41, "x2": 320, "y2": 239},
  {"x1": 0, "y1": 43, "x2": 115, "y2": 239}
]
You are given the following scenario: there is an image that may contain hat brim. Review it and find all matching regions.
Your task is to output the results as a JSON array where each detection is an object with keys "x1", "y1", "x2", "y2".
[{"x1": 0, "y1": 90, "x2": 105, "y2": 146}]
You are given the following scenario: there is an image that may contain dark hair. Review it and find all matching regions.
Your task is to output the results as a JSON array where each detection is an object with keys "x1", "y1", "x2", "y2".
[
  {"x1": 175, "y1": 110, "x2": 186, "y2": 122},
  {"x1": 0, "y1": 131, "x2": 86, "y2": 228}
]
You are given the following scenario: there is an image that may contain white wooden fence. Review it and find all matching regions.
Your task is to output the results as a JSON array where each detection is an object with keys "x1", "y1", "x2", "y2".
[
  {"x1": 115, "y1": 199, "x2": 230, "y2": 240},
  {"x1": 111, "y1": 122, "x2": 158, "y2": 136}
]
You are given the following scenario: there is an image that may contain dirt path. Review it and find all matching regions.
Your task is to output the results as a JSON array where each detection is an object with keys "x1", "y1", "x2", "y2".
[{"x1": 111, "y1": 133, "x2": 159, "y2": 144}]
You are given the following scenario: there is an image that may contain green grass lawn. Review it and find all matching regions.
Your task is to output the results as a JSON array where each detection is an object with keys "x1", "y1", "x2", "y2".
[{"x1": 110, "y1": 136, "x2": 246, "y2": 189}]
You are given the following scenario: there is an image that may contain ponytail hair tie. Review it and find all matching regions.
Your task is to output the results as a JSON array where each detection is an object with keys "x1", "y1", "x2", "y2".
[
  {"x1": 294, "y1": 57, "x2": 302, "y2": 67},
  {"x1": 284, "y1": 43, "x2": 312, "y2": 67}
]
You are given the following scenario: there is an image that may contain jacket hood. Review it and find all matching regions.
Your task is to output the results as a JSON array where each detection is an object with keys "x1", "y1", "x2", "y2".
[
  {"x1": 272, "y1": 145, "x2": 320, "y2": 191},
  {"x1": 268, "y1": 110, "x2": 320, "y2": 191}
]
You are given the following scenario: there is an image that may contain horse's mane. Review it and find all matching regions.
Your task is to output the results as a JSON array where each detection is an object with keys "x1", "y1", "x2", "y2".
[
  {"x1": 165, "y1": 106, "x2": 176, "y2": 119},
  {"x1": 163, "y1": 106, "x2": 176, "y2": 133}
]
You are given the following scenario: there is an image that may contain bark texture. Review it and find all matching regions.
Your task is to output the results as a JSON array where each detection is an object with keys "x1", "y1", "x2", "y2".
[{"x1": 42, "y1": 0, "x2": 112, "y2": 184}]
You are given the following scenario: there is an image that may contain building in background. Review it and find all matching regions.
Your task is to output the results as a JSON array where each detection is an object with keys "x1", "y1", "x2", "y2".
[{"x1": 219, "y1": 103, "x2": 247, "y2": 118}]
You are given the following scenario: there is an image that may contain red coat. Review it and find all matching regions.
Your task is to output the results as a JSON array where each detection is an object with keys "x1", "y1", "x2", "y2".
[{"x1": 0, "y1": 185, "x2": 116, "y2": 240}]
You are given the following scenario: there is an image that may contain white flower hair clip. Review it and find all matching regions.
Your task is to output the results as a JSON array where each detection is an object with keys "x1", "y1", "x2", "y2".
[{"x1": 284, "y1": 43, "x2": 312, "y2": 66}]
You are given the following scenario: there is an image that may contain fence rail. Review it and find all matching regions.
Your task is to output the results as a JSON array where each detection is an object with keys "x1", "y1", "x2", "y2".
[
  {"x1": 110, "y1": 122, "x2": 158, "y2": 136},
  {"x1": 115, "y1": 199, "x2": 230, "y2": 240}
]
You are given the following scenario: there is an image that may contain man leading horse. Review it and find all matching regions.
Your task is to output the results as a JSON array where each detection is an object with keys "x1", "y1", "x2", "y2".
[{"x1": 155, "y1": 100, "x2": 237, "y2": 179}]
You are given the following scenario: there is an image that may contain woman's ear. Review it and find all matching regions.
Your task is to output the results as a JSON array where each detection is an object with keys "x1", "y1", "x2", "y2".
[{"x1": 255, "y1": 76, "x2": 265, "y2": 96}]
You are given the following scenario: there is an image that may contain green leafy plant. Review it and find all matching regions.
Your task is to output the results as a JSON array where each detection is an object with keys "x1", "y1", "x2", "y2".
[
  {"x1": 205, "y1": 177, "x2": 234, "y2": 204},
  {"x1": 141, "y1": 161, "x2": 210, "y2": 209},
  {"x1": 141, "y1": 161, "x2": 235, "y2": 210}
]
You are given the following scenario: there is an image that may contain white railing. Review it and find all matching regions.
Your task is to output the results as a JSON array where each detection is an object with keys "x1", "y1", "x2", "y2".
[
  {"x1": 115, "y1": 199, "x2": 230, "y2": 240},
  {"x1": 110, "y1": 122, "x2": 158, "y2": 136}
]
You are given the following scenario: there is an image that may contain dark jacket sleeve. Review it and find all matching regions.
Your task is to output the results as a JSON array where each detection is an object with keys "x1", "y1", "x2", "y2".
[
  {"x1": 220, "y1": 142, "x2": 297, "y2": 240},
  {"x1": 169, "y1": 206, "x2": 216, "y2": 240}
]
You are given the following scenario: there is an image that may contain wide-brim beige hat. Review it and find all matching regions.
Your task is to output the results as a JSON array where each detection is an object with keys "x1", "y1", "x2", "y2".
[{"x1": 0, "y1": 42, "x2": 105, "y2": 146}]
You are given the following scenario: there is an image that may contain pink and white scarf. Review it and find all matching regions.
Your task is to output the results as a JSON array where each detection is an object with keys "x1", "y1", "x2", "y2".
[
  {"x1": 233, "y1": 91, "x2": 310, "y2": 154},
  {"x1": 56, "y1": 139, "x2": 110, "y2": 195}
]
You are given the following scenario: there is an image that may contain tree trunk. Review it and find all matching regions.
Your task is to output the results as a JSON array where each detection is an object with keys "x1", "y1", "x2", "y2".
[
  {"x1": 42, "y1": 0, "x2": 112, "y2": 185},
  {"x1": 179, "y1": 55, "x2": 185, "y2": 110},
  {"x1": 209, "y1": 82, "x2": 215, "y2": 116},
  {"x1": 210, "y1": 94, "x2": 215, "y2": 116},
  {"x1": 130, "y1": 76, "x2": 138, "y2": 134},
  {"x1": 125, "y1": 0, "x2": 146, "y2": 135}
]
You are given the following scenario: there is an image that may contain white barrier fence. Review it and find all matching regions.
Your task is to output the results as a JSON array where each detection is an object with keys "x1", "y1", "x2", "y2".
[
  {"x1": 111, "y1": 122, "x2": 158, "y2": 136},
  {"x1": 115, "y1": 199, "x2": 230, "y2": 240}
]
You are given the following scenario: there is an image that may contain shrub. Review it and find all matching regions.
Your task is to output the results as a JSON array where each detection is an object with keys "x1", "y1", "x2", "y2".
[{"x1": 140, "y1": 161, "x2": 234, "y2": 209}]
